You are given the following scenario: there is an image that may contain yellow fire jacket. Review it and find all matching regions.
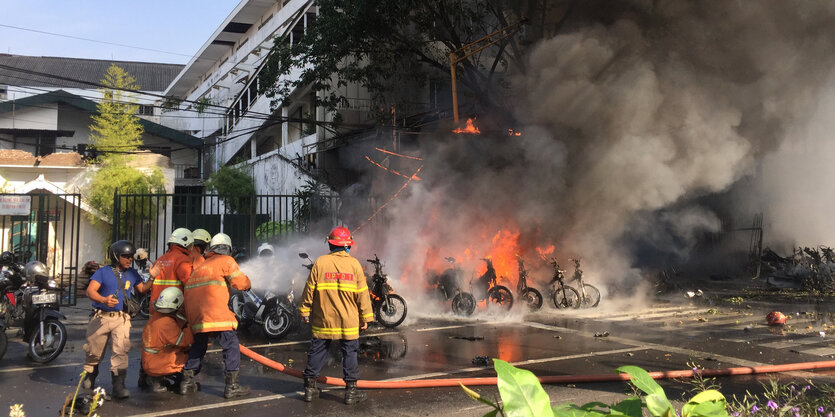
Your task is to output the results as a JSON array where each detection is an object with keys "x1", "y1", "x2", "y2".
[
  {"x1": 299, "y1": 251, "x2": 374, "y2": 340},
  {"x1": 184, "y1": 252, "x2": 250, "y2": 333}
]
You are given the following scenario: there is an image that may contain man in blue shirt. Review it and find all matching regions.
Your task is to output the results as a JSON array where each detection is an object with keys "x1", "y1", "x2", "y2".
[{"x1": 81, "y1": 240, "x2": 149, "y2": 399}]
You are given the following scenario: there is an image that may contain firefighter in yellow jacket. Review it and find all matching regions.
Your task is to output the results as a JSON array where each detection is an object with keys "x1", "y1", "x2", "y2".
[
  {"x1": 179, "y1": 233, "x2": 252, "y2": 399},
  {"x1": 300, "y1": 226, "x2": 373, "y2": 405}
]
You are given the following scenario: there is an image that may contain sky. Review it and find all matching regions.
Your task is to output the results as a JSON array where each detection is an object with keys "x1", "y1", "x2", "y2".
[{"x1": 0, "y1": 0, "x2": 241, "y2": 64}]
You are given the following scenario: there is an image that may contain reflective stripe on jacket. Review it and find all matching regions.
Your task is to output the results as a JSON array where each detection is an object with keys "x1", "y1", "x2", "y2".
[
  {"x1": 299, "y1": 251, "x2": 374, "y2": 340},
  {"x1": 184, "y1": 252, "x2": 250, "y2": 334},
  {"x1": 141, "y1": 313, "x2": 193, "y2": 377},
  {"x1": 148, "y1": 245, "x2": 193, "y2": 316}
]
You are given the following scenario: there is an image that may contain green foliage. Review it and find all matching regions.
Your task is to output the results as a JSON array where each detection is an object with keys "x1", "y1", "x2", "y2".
[
  {"x1": 462, "y1": 361, "x2": 731, "y2": 417},
  {"x1": 205, "y1": 164, "x2": 255, "y2": 214},
  {"x1": 86, "y1": 165, "x2": 165, "y2": 225},
  {"x1": 256, "y1": 220, "x2": 294, "y2": 241},
  {"x1": 194, "y1": 96, "x2": 214, "y2": 114},
  {"x1": 89, "y1": 65, "x2": 143, "y2": 165},
  {"x1": 292, "y1": 180, "x2": 333, "y2": 233},
  {"x1": 259, "y1": 0, "x2": 531, "y2": 121}
]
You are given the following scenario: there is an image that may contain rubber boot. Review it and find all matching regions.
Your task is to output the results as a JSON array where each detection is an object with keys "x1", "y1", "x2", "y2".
[
  {"x1": 111, "y1": 370, "x2": 130, "y2": 399},
  {"x1": 81, "y1": 366, "x2": 98, "y2": 390},
  {"x1": 148, "y1": 376, "x2": 168, "y2": 393},
  {"x1": 344, "y1": 381, "x2": 367, "y2": 405},
  {"x1": 179, "y1": 369, "x2": 198, "y2": 395},
  {"x1": 303, "y1": 377, "x2": 320, "y2": 402},
  {"x1": 138, "y1": 367, "x2": 149, "y2": 389},
  {"x1": 223, "y1": 370, "x2": 251, "y2": 399}
]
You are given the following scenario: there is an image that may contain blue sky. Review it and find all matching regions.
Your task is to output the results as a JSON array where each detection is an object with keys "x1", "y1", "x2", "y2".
[{"x1": 0, "y1": 0, "x2": 241, "y2": 64}]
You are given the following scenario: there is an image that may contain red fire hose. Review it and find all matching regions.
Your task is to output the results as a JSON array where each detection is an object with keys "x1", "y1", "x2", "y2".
[{"x1": 239, "y1": 345, "x2": 835, "y2": 389}]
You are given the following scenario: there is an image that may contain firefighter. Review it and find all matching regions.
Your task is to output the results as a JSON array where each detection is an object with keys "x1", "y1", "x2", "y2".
[
  {"x1": 141, "y1": 287, "x2": 193, "y2": 393},
  {"x1": 190, "y1": 228, "x2": 211, "y2": 266},
  {"x1": 147, "y1": 228, "x2": 194, "y2": 311},
  {"x1": 180, "y1": 233, "x2": 252, "y2": 398},
  {"x1": 81, "y1": 240, "x2": 143, "y2": 399},
  {"x1": 299, "y1": 226, "x2": 374, "y2": 405}
]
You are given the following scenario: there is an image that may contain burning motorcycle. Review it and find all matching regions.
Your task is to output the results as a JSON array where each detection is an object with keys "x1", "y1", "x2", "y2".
[
  {"x1": 0, "y1": 254, "x2": 67, "y2": 362},
  {"x1": 472, "y1": 258, "x2": 513, "y2": 311},
  {"x1": 515, "y1": 255, "x2": 543, "y2": 311},
  {"x1": 569, "y1": 258, "x2": 600, "y2": 308},
  {"x1": 431, "y1": 257, "x2": 476, "y2": 316},
  {"x1": 365, "y1": 255, "x2": 407, "y2": 328}
]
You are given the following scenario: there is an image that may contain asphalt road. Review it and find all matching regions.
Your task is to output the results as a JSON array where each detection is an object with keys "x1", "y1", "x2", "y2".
[{"x1": 2, "y1": 294, "x2": 834, "y2": 417}]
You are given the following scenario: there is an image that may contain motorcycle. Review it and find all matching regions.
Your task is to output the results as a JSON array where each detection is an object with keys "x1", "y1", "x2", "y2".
[
  {"x1": 0, "y1": 252, "x2": 67, "y2": 362},
  {"x1": 473, "y1": 258, "x2": 514, "y2": 311},
  {"x1": 430, "y1": 257, "x2": 476, "y2": 316},
  {"x1": 229, "y1": 257, "x2": 300, "y2": 340},
  {"x1": 516, "y1": 255, "x2": 543, "y2": 311},
  {"x1": 133, "y1": 251, "x2": 151, "y2": 319},
  {"x1": 0, "y1": 316, "x2": 6, "y2": 361},
  {"x1": 365, "y1": 255, "x2": 407, "y2": 328}
]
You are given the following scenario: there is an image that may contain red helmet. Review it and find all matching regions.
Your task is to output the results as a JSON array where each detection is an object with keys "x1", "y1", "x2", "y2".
[
  {"x1": 766, "y1": 311, "x2": 787, "y2": 325},
  {"x1": 327, "y1": 226, "x2": 354, "y2": 247}
]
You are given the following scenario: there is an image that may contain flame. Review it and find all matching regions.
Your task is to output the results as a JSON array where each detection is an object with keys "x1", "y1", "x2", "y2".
[
  {"x1": 453, "y1": 118, "x2": 481, "y2": 134},
  {"x1": 507, "y1": 129, "x2": 522, "y2": 136},
  {"x1": 536, "y1": 244, "x2": 555, "y2": 260}
]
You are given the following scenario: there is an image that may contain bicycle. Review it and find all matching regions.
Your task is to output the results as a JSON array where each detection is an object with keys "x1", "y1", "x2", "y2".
[
  {"x1": 515, "y1": 255, "x2": 542, "y2": 311},
  {"x1": 569, "y1": 258, "x2": 600, "y2": 308},
  {"x1": 547, "y1": 258, "x2": 580, "y2": 309}
]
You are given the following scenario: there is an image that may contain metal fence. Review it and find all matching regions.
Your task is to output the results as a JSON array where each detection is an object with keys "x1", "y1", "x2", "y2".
[
  {"x1": 112, "y1": 191, "x2": 341, "y2": 261},
  {"x1": 0, "y1": 193, "x2": 81, "y2": 306}
]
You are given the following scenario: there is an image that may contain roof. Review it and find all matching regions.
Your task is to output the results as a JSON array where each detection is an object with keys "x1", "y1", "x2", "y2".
[
  {"x1": 0, "y1": 90, "x2": 202, "y2": 149},
  {"x1": 0, "y1": 54, "x2": 184, "y2": 91}
]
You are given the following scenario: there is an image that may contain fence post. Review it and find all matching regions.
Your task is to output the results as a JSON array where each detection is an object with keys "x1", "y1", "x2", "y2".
[
  {"x1": 111, "y1": 188, "x2": 119, "y2": 243},
  {"x1": 249, "y1": 194, "x2": 256, "y2": 255}
]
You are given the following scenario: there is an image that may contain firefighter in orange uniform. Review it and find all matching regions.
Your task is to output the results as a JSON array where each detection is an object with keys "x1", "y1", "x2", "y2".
[
  {"x1": 141, "y1": 287, "x2": 193, "y2": 393},
  {"x1": 147, "y1": 228, "x2": 194, "y2": 315},
  {"x1": 179, "y1": 233, "x2": 251, "y2": 398},
  {"x1": 189, "y1": 229, "x2": 211, "y2": 269},
  {"x1": 300, "y1": 226, "x2": 374, "y2": 405}
]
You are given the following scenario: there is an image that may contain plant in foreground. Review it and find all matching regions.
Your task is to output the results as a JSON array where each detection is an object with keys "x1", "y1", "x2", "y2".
[{"x1": 461, "y1": 360, "x2": 730, "y2": 417}]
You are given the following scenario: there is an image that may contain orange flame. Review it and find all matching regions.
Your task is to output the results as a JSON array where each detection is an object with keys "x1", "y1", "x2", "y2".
[
  {"x1": 536, "y1": 244, "x2": 555, "y2": 260},
  {"x1": 507, "y1": 129, "x2": 522, "y2": 136},
  {"x1": 453, "y1": 118, "x2": 481, "y2": 134}
]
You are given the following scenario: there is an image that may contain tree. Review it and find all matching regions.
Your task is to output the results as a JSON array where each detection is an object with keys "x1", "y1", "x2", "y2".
[
  {"x1": 89, "y1": 65, "x2": 144, "y2": 164},
  {"x1": 204, "y1": 164, "x2": 255, "y2": 214},
  {"x1": 85, "y1": 65, "x2": 165, "y2": 226},
  {"x1": 259, "y1": 0, "x2": 548, "y2": 126}
]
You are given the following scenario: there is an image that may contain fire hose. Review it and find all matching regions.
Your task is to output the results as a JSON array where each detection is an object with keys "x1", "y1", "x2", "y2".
[{"x1": 240, "y1": 345, "x2": 835, "y2": 389}]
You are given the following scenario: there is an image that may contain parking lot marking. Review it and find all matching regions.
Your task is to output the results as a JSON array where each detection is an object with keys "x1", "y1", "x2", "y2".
[{"x1": 125, "y1": 393, "x2": 291, "y2": 417}]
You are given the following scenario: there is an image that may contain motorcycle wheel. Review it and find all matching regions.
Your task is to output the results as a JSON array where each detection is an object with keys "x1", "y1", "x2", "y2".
[
  {"x1": 451, "y1": 292, "x2": 476, "y2": 316},
  {"x1": 138, "y1": 293, "x2": 150, "y2": 319},
  {"x1": 28, "y1": 318, "x2": 67, "y2": 363},
  {"x1": 0, "y1": 328, "x2": 7, "y2": 361},
  {"x1": 487, "y1": 286, "x2": 514, "y2": 311},
  {"x1": 520, "y1": 288, "x2": 543, "y2": 311},
  {"x1": 581, "y1": 284, "x2": 601, "y2": 308},
  {"x1": 553, "y1": 286, "x2": 581, "y2": 310},
  {"x1": 263, "y1": 310, "x2": 293, "y2": 340},
  {"x1": 229, "y1": 293, "x2": 245, "y2": 320},
  {"x1": 375, "y1": 294, "x2": 407, "y2": 328}
]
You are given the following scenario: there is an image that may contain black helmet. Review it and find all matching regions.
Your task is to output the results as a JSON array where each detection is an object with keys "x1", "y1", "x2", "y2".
[
  {"x1": 0, "y1": 251, "x2": 13, "y2": 266},
  {"x1": 108, "y1": 240, "x2": 136, "y2": 264},
  {"x1": 24, "y1": 261, "x2": 48, "y2": 280}
]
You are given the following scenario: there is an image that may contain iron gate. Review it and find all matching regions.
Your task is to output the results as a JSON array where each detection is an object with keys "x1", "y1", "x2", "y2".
[
  {"x1": 112, "y1": 191, "x2": 341, "y2": 261},
  {"x1": 0, "y1": 193, "x2": 82, "y2": 306}
]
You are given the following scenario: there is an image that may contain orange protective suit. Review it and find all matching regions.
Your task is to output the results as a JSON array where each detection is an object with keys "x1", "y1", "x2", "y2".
[
  {"x1": 141, "y1": 312, "x2": 193, "y2": 377},
  {"x1": 148, "y1": 245, "x2": 194, "y2": 315},
  {"x1": 184, "y1": 252, "x2": 251, "y2": 333}
]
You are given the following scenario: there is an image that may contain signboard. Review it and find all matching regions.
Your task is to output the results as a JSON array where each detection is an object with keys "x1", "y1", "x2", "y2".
[{"x1": 0, "y1": 196, "x2": 31, "y2": 216}]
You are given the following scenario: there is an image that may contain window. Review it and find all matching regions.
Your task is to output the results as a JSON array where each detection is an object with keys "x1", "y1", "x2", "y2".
[
  {"x1": 0, "y1": 85, "x2": 7, "y2": 101},
  {"x1": 138, "y1": 105, "x2": 154, "y2": 116}
]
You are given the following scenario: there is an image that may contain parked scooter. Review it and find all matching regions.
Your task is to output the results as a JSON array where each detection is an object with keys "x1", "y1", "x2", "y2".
[
  {"x1": 133, "y1": 249, "x2": 151, "y2": 319},
  {"x1": 0, "y1": 253, "x2": 67, "y2": 362}
]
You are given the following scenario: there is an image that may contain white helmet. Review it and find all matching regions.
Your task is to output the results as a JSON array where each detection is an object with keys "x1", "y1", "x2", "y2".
[
  {"x1": 154, "y1": 287, "x2": 184, "y2": 314},
  {"x1": 191, "y1": 229, "x2": 212, "y2": 246},
  {"x1": 168, "y1": 227, "x2": 193, "y2": 248},
  {"x1": 209, "y1": 233, "x2": 232, "y2": 247},
  {"x1": 257, "y1": 242, "x2": 274, "y2": 257}
]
